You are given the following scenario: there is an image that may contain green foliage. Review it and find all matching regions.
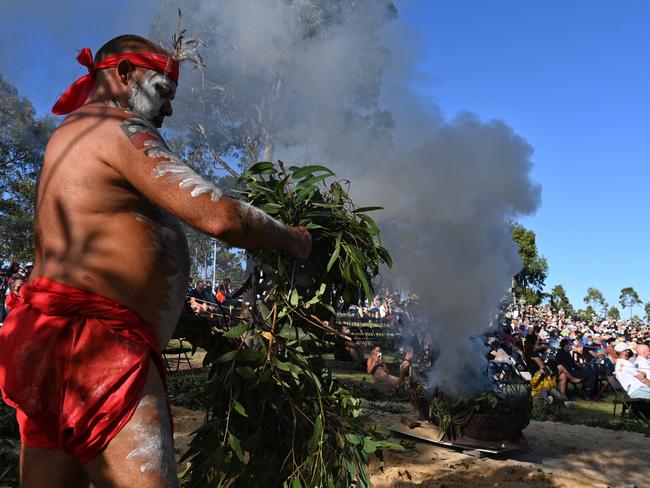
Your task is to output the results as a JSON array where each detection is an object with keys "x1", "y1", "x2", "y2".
[
  {"x1": 583, "y1": 287, "x2": 608, "y2": 318},
  {"x1": 425, "y1": 390, "x2": 520, "y2": 439},
  {"x1": 180, "y1": 162, "x2": 397, "y2": 488},
  {"x1": 0, "y1": 74, "x2": 55, "y2": 261},
  {"x1": 239, "y1": 162, "x2": 392, "y2": 307},
  {"x1": 619, "y1": 287, "x2": 642, "y2": 318},
  {"x1": 510, "y1": 223, "x2": 548, "y2": 305},
  {"x1": 574, "y1": 306, "x2": 597, "y2": 323},
  {"x1": 607, "y1": 306, "x2": 621, "y2": 321},
  {"x1": 645, "y1": 302, "x2": 650, "y2": 323},
  {"x1": 549, "y1": 284, "x2": 574, "y2": 317}
]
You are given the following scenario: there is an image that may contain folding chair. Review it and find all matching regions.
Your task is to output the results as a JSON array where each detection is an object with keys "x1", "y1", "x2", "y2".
[
  {"x1": 163, "y1": 338, "x2": 193, "y2": 373},
  {"x1": 610, "y1": 377, "x2": 650, "y2": 421},
  {"x1": 611, "y1": 377, "x2": 630, "y2": 418},
  {"x1": 589, "y1": 375, "x2": 614, "y2": 405}
]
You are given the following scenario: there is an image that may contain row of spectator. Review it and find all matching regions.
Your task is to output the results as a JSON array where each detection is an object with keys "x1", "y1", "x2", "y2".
[
  {"x1": 487, "y1": 303, "x2": 650, "y2": 405},
  {"x1": 1, "y1": 262, "x2": 32, "y2": 324}
]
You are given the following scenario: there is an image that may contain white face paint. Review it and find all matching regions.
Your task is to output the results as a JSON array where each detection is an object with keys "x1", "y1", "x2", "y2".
[
  {"x1": 240, "y1": 200, "x2": 287, "y2": 236},
  {"x1": 125, "y1": 395, "x2": 178, "y2": 485},
  {"x1": 128, "y1": 70, "x2": 176, "y2": 128}
]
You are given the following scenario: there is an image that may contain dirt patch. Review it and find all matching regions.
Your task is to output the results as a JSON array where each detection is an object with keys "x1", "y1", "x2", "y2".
[
  {"x1": 367, "y1": 411, "x2": 650, "y2": 488},
  {"x1": 169, "y1": 405, "x2": 650, "y2": 488},
  {"x1": 172, "y1": 404, "x2": 205, "y2": 466}
]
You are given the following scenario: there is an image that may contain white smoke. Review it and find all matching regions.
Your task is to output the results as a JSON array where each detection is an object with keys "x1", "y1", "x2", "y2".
[{"x1": 150, "y1": 0, "x2": 542, "y2": 395}]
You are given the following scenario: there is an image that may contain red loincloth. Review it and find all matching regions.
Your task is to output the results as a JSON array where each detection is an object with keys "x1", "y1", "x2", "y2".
[{"x1": 0, "y1": 277, "x2": 167, "y2": 464}]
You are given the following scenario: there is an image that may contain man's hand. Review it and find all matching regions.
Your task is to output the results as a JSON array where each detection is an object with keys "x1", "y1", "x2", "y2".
[{"x1": 288, "y1": 226, "x2": 312, "y2": 260}]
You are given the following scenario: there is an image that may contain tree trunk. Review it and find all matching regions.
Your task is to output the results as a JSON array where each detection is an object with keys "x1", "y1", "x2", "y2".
[{"x1": 262, "y1": 136, "x2": 274, "y2": 162}]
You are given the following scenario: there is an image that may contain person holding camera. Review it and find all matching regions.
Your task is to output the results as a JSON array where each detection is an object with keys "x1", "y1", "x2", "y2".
[{"x1": 366, "y1": 346, "x2": 413, "y2": 389}]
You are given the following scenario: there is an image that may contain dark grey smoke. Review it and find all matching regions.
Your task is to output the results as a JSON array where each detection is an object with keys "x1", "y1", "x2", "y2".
[{"x1": 150, "y1": 0, "x2": 541, "y2": 395}]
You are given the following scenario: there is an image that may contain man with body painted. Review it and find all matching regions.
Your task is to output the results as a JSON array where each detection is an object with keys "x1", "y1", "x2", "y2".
[{"x1": 0, "y1": 35, "x2": 311, "y2": 487}]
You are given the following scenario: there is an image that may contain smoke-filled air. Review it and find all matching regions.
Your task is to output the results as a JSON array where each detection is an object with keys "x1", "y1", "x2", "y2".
[{"x1": 151, "y1": 0, "x2": 541, "y2": 395}]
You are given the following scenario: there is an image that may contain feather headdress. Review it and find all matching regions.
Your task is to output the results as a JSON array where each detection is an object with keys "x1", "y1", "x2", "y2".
[{"x1": 169, "y1": 9, "x2": 205, "y2": 69}]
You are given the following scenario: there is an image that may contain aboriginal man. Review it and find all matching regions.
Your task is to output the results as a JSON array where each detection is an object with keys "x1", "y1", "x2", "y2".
[{"x1": 0, "y1": 35, "x2": 311, "y2": 487}]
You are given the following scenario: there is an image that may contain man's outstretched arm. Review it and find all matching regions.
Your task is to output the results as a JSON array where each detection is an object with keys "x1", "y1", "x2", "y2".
[{"x1": 108, "y1": 112, "x2": 310, "y2": 258}]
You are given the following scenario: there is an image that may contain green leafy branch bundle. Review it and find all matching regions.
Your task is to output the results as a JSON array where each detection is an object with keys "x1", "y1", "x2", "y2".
[
  {"x1": 180, "y1": 162, "x2": 399, "y2": 488},
  {"x1": 411, "y1": 379, "x2": 526, "y2": 440}
]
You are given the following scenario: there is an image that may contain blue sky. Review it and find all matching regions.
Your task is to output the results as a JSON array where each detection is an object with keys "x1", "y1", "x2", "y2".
[
  {"x1": 400, "y1": 1, "x2": 650, "y2": 316},
  {"x1": 1, "y1": 1, "x2": 648, "y2": 315}
]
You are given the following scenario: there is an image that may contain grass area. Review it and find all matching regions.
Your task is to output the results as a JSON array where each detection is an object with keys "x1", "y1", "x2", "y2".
[
  {"x1": 557, "y1": 395, "x2": 650, "y2": 435},
  {"x1": 322, "y1": 351, "x2": 411, "y2": 406},
  {"x1": 565, "y1": 397, "x2": 616, "y2": 422}
]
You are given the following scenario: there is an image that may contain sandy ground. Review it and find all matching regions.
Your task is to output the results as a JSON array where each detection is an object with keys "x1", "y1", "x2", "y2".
[
  {"x1": 368, "y1": 417, "x2": 650, "y2": 488},
  {"x1": 172, "y1": 405, "x2": 650, "y2": 488}
]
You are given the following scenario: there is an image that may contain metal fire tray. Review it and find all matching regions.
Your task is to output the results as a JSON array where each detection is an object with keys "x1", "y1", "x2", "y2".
[{"x1": 389, "y1": 416, "x2": 528, "y2": 459}]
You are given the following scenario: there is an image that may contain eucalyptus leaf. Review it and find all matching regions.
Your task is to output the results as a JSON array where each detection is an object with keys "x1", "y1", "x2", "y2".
[
  {"x1": 181, "y1": 161, "x2": 396, "y2": 488},
  {"x1": 290, "y1": 165, "x2": 335, "y2": 179},
  {"x1": 215, "y1": 350, "x2": 238, "y2": 363},
  {"x1": 228, "y1": 433, "x2": 245, "y2": 462},
  {"x1": 352, "y1": 206, "x2": 383, "y2": 213},
  {"x1": 233, "y1": 400, "x2": 248, "y2": 417},
  {"x1": 247, "y1": 161, "x2": 277, "y2": 175},
  {"x1": 326, "y1": 233, "x2": 341, "y2": 272},
  {"x1": 223, "y1": 324, "x2": 248, "y2": 338}
]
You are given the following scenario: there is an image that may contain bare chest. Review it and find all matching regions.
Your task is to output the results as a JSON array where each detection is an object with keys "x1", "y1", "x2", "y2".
[{"x1": 129, "y1": 207, "x2": 190, "y2": 344}]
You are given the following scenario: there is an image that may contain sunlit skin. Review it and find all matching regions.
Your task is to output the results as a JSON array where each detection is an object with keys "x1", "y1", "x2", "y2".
[
  {"x1": 22, "y1": 38, "x2": 311, "y2": 488},
  {"x1": 617, "y1": 349, "x2": 650, "y2": 387},
  {"x1": 637, "y1": 344, "x2": 649, "y2": 360},
  {"x1": 9, "y1": 278, "x2": 24, "y2": 297}
]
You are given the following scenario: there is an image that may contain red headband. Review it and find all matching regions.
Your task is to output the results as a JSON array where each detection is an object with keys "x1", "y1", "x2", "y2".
[{"x1": 52, "y1": 48, "x2": 180, "y2": 115}]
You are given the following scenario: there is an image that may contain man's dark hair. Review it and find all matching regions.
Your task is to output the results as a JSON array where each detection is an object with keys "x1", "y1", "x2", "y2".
[
  {"x1": 95, "y1": 35, "x2": 166, "y2": 65},
  {"x1": 559, "y1": 338, "x2": 570, "y2": 350}
]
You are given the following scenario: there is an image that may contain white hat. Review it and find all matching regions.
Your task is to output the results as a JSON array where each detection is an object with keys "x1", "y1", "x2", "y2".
[{"x1": 614, "y1": 342, "x2": 631, "y2": 353}]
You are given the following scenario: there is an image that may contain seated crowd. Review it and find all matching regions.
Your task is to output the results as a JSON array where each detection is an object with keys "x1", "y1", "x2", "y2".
[
  {"x1": 347, "y1": 291, "x2": 413, "y2": 322},
  {"x1": 486, "y1": 303, "x2": 650, "y2": 406}
]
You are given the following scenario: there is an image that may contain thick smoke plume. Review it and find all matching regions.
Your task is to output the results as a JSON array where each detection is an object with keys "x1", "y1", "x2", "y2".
[{"x1": 151, "y1": 0, "x2": 541, "y2": 395}]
